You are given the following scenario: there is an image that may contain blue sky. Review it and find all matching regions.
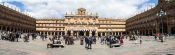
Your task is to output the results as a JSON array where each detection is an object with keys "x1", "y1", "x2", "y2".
[{"x1": 1, "y1": 0, "x2": 157, "y2": 19}]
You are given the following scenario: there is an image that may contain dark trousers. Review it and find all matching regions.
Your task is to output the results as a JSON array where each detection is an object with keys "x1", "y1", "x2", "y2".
[
  {"x1": 16, "y1": 38, "x2": 18, "y2": 42},
  {"x1": 87, "y1": 44, "x2": 92, "y2": 49}
]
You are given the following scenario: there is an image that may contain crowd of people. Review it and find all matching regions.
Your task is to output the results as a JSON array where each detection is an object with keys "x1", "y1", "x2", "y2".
[
  {"x1": 0, "y1": 30, "x2": 127, "y2": 49},
  {"x1": 3, "y1": 30, "x2": 173, "y2": 49},
  {"x1": 47, "y1": 35, "x2": 125, "y2": 49},
  {"x1": 0, "y1": 30, "x2": 37, "y2": 42}
]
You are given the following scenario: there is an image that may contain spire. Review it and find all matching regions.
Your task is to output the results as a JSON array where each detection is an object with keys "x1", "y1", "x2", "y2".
[
  {"x1": 71, "y1": 12, "x2": 73, "y2": 15},
  {"x1": 66, "y1": 12, "x2": 67, "y2": 15},
  {"x1": 96, "y1": 12, "x2": 98, "y2": 16},
  {"x1": 90, "y1": 12, "x2": 92, "y2": 15}
]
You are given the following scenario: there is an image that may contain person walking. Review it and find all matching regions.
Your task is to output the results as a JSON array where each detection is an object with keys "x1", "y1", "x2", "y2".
[
  {"x1": 85, "y1": 36, "x2": 88, "y2": 48},
  {"x1": 87, "y1": 36, "x2": 93, "y2": 49},
  {"x1": 15, "y1": 32, "x2": 20, "y2": 42},
  {"x1": 41, "y1": 34, "x2": 45, "y2": 41},
  {"x1": 80, "y1": 36, "x2": 84, "y2": 45},
  {"x1": 119, "y1": 35, "x2": 124, "y2": 45}
]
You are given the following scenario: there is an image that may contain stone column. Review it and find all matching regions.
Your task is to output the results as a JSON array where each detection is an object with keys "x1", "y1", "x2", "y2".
[
  {"x1": 60, "y1": 32, "x2": 62, "y2": 36},
  {"x1": 57, "y1": 32, "x2": 59, "y2": 35},
  {"x1": 121, "y1": 32, "x2": 123, "y2": 35},
  {"x1": 0, "y1": 26, "x2": 2, "y2": 31},
  {"x1": 151, "y1": 29, "x2": 154, "y2": 36},
  {"x1": 50, "y1": 32, "x2": 52, "y2": 35},
  {"x1": 95, "y1": 31, "x2": 98, "y2": 37},
  {"x1": 26, "y1": 30, "x2": 27, "y2": 33},
  {"x1": 114, "y1": 32, "x2": 116, "y2": 35},
  {"x1": 43, "y1": 31, "x2": 45, "y2": 35},
  {"x1": 112, "y1": 32, "x2": 114, "y2": 35},
  {"x1": 16, "y1": 28, "x2": 18, "y2": 32},
  {"x1": 77, "y1": 31, "x2": 79, "y2": 37},
  {"x1": 84, "y1": 31, "x2": 86, "y2": 36},
  {"x1": 100, "y1": 32, "x2": 103, "y2": 36},
  {"x1": 71, "y1": 30, "x2": 73, "y2": 36},
  {"x1": 53, "y1": 32, "x2": 55, "y2": 35},
  {"x1": 105, "y1": 32, "x2": 107, "y2": 36},
  {"x1": 168, "y1": 27, "x2": 171, "y2": 34},
  {"x1": 89, "y1": 30, "x2": 92, "y2": 36},
  {"x1": 40, "y1": 32, "x2": 41, "y2": 35},
  {"x1": 5, "y1": 27, "x2": 7, "y2": 31},
  {"x1": 47, "y1": 32, "x2": 49, "y2": 35},
  {"x1": 144, "y1": 31, "x2": 146, "y2": 36},
  {"x1": 9, "y1": 28, "x2": 13, "y2": 31},
  {"x1": 65, "y1": 31, "x2": 67, "y2": 35}
]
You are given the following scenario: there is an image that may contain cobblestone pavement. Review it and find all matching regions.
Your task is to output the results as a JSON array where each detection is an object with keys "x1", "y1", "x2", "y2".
[{"x1": 0, "y1": 36, "x2": 175, "y2": 55}]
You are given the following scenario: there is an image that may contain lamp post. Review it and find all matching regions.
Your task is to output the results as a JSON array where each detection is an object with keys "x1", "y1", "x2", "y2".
[
  {"x1": 157, "y1": 8, "x2": 166, "y2": 42},
  {"x1": 156, "y1": 0, "x2": 174, "y2": 42}
]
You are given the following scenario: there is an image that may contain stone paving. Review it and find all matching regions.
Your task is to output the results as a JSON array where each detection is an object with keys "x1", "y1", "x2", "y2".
[{"x1": 0, "y1": 36, "x2": 175, "y2": 55}]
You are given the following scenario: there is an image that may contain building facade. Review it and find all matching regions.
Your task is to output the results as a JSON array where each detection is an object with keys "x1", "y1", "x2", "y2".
[
  {"x1": 0, "y1": 4, "x2": 36, "y2": 33},
  {"x1": 36, "y1": 8, "x2": 126, "y2": 37},
  {"x1": 126, "y1": 0, "x2": 175, "y2": 36}
]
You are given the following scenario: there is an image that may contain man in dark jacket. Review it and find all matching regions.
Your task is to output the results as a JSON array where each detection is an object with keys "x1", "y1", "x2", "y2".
[
  {"x1": 87, "y1": 36, "x2": 93, "y2": 49},
  {"x1": 85, "y1": 36, "x2": 88, "y2": 48},
  {"x1": 15, "y1": 33, "x2": 20, "y2": 42}
]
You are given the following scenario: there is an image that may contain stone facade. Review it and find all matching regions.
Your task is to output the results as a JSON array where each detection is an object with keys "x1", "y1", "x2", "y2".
[
  {"x1": 0, "y1": 4, "x2": 36, "y2": 33},
  {"x1": 36, "y1": 8, "x2": 126, "y2": 37},
  {"x1": 126, "y1": 0, "x2": 175, "y2": 36}
]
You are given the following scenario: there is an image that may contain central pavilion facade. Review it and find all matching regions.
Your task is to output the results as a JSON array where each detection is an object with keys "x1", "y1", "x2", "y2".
[{"x1": 36, "y1": 8, "x2": 126, "y2": 37}]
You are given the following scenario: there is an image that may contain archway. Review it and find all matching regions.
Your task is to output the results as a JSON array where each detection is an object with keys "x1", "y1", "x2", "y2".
[
  {"x1": 171, "y1": 27, "x2": 175, "y2": 34},
  {"x1": 92, "y1": 31, "x2": 96, "y2": 36},
  {"x1": 79, "y1": 31, "x2": 84, "y2": 36}
]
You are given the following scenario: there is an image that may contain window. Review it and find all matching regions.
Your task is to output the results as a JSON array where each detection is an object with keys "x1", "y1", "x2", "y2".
[
  {"x1": 87, "y1": 18, "x2": 89, "y2": 20},
  {"x1": 93, "y1": 18, "x2": 96, "y2": 20}
]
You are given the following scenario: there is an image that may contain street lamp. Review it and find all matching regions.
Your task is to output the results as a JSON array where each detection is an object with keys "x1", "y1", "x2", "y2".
[{"x1": 157, "y1": 8, "x2": 166, "y2": 42}]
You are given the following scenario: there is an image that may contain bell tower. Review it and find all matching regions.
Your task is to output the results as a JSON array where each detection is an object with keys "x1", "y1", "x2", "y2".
[{"x1": 77, "y1": 8, "x2": 86, "y2": 15}]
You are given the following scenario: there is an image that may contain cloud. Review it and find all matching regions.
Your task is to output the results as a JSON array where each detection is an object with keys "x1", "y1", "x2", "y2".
[{"x1": 0, "y1": 0, "x2": 156, "y2": 19}]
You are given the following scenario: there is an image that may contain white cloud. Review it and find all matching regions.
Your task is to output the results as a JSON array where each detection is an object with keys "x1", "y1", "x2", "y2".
[{"x1": 0, "y1": 0, "x2": 156, "y2": 19}]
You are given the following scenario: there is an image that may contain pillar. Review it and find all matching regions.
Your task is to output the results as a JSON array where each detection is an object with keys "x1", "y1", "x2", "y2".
[
  {"x1": 43, "y1": 31, "x2": 45, "y2": 35},
  {"x1": 95, "y1": 31, "x2": 98, "y2": 37},
  {"x1": 77, "y1": 31, "x2": 79, "y2": 37},
  {"x1": 71, "y1": 30, "x2": 73, "y2": 36},
  {"x1": 100, "y1": 32, "x2": 102, "y2": 36},
  {"x1": 16, "y1": 28, "x2": 18, "y2": 32},
  {"x1": 50, "y1": 32, "x2": 52, "y2": 35},
  {"x1": 121, "y1": 32, "x2": 123, "y2": 35},
  {"x1": 57, "y1": 32, "x2": 59, "y2": 35},
  {"x1": 151, "y1": 30, "x2": 153, "y2": 36},
  {"x1": 105, "y1": 32, "x2": 107, "y2": 36},
  {"x1": 168, "y1": 27, "x2": 171, "y2": 34},
  {"x1": 84, "y1": 31, "x2": 86, "y2": 36},
  {"x1": 47, "y1": 32, "x2": 49, "y2": 35},
  {"x1": 112, "y1": 32, "x2": 114, "y2": 35},
  {"x1": 89, "y1": 30, "x2": 91, "y2": 36},
  {"x1": 53, "y1": 32, "x2": 55, "y2": 35},
  {"x1": 0, "y1": 26, "x2": 2, "y2": 31},
  {"x1": 115, "y1": 32, "x2": 117, "y2": 35},
  {"x1": 40, "y1": 32, "x2": 41, "y2": 35},
  {"x1": 65, "y1": 31, "x2": 67, "y2": 35},
  {"x1": 144, "y1": 30, "x2": 146, "y2": 35},
  {"x1": 5, "y1": 26, "x2": 7, "y2": 31},
  {"x1": 60, "y1": 32, "x2": 63, "y2": 36}
]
